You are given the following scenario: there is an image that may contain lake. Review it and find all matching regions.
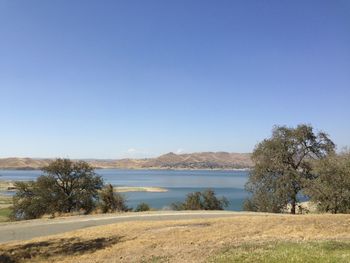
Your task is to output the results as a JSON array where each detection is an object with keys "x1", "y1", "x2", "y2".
[{"x1": 0, "y1": 169, "x2": 250, "y2": 210}]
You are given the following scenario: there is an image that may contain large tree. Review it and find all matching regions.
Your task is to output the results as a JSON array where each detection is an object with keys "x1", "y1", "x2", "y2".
[
  {"x1": 12, "y1": 159, "x2": 103, "y2": 219},
  {"x1": 41, "y1": 159, "x2": 104, "y2": 213},
  {"x1": 244, "y1": 124, "x2": 335, "y2": 214},
  {"x1": 305, "y1": 151, "x2": 350, "y2": 214}
]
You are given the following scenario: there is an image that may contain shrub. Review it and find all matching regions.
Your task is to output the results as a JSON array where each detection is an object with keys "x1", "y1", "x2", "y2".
[
  {"x1": 171, "y1": 189, "x2": 228, "y2": 210},
  {"x1": 134, "y1": 202, "x2": 151, "y2": 212},
  {"x1": 99, "y1": 184, "x2": 129, "y2": 213}
]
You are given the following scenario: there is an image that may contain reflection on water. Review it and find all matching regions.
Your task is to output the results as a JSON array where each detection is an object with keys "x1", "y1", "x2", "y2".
[{"x1": 0, "y1": 169, "x2": 250, "y2": 210}]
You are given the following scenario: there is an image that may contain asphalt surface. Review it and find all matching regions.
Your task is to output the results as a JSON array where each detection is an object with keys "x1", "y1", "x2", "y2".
[{"x1": 0, "y1": 211, "x2": 258, "y2": 243}]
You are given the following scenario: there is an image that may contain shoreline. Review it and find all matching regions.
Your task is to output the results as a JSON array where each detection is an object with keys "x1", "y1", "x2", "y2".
[
  {"x1": 113, "y1": 186, "x2": 168, "y2": 193},
  {"x1": 0, "y1": 167, "x2": 251, "y2": 172}
]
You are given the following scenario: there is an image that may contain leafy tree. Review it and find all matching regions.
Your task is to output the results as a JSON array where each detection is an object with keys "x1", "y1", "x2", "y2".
[
  {"x1": 134, "y1": 202, "x2": 151, "y2": 212},
  {"x1": 42, "y1": 159, "x2": 103, "y2": 213},
  {"x1": 305, "y1": 152, "x2": 350, "y2": 214},
  {"x1": 244, "y1": 124, "x2": 335, "y2": 214},
  {"x1": 171, "y1": 189, "x2": 229, "y2": 210},
  {"x1": 99, "y1": 184, "x2": 129, "y2": 213},
  {"x1": 11, "y1": 181, "x2": 48, "y2": 220},
  {"x1": 12, "y1": 159, "x2": 103, "y2": 220}
]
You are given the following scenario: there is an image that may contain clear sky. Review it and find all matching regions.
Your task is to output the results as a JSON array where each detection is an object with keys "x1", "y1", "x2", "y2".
[{"x1": 0, "y1": 0, "x2": 349, "y2": 159}]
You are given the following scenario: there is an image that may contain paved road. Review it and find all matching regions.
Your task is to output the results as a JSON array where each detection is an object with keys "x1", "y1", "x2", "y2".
[{"x1": 0, "y1": 211, "x2": 263, "y2": 243}]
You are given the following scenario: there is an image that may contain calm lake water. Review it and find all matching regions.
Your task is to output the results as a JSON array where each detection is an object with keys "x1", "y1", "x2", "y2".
[{"x1": 0, "y1": 169, "x2": 250, "y2": 211}]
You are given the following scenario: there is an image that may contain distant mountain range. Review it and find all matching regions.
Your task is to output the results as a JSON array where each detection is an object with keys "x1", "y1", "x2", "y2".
[{"x1": 0, "y1": 152, "x2": 253, "y2": 170}]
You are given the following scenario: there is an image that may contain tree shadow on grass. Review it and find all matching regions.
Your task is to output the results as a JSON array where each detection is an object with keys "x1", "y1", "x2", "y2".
[{"x1": 0, "y1": 235, "x2": 123, "y2": 263}]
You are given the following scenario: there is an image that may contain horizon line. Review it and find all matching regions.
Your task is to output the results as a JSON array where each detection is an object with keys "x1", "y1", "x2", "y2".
[{"x1": 0, "y1": 151, "x2": 252, "y2": 160}]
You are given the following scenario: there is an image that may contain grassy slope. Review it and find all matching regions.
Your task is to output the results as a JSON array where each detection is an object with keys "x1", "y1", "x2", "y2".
[
  {"x1": 0, "y1": 213, "x2": 349, "y2": 262},
  {"x1": 0, "y1": 181, "x2": 15, "y2": 221},
  {"x1": 0, "y1": 194, "x2": 13, "y2": 223},
  {"x1": 0, "y1": 207, "x2": 11, "y2": 222}
]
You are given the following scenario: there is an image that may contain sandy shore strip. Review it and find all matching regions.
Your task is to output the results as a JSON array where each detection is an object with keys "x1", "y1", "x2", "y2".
[
  {"x1": 1, "y1": 180, "x2": 168, "y2": 193},
  {"x1": 0, "y1": 181, "x2": 16, "y2": 191},
  {"x1": 113, "y1": 186, "x2": 168, "y2": 193}
]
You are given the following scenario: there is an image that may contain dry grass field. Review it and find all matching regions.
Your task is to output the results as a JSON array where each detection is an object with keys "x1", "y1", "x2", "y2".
[
  {"x1": 0, "y1": 195, "x2": 12, "y2": 209},
  {"x1": 0, "y1": 214, "x2": 349, "y2": 262}
]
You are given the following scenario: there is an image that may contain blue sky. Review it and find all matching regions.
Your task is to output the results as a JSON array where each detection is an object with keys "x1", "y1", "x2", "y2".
[{"x1": 0, "y1": 0, "x2": 349, "y2": 158}]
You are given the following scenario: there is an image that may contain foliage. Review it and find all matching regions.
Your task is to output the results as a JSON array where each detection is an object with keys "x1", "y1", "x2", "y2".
[
  {"x1": 171, "y1": 189, "x2": 229, "y2": 210},
  {"x1": 305, "y1": 152, "x2": 350, "y2": 214},
  {"x1": 244, "y1": 124, "x2": 335, "y2": 214},
  {"x1": 99, "y1": 184, "x2": 129, "y2": 213},
  {"x1": 12, "y1": 159, "x2": 103, "y2": 220},
  {"x1": 11, "y1": 180, "x2": 51, "y2": 220},
  {"x1": 134, "y1": 202, "x2": 151, "y2": 212}
]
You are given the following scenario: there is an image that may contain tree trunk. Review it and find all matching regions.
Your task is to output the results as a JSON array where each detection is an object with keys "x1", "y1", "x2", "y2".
[{"x1": 291, "y1": 198, "x2": 296, "y2": 214}]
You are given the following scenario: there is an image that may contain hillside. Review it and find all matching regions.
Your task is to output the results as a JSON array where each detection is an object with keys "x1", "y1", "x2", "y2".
[
  {"x1": 0, "y1": 158, "x2": 51, "y2": 170},
  {"x1": 0, "y1": 152, "x2": 252, "y2": 170},
  {"x1": 141, "y1": 152, "x2": 252, "y2": 169}
]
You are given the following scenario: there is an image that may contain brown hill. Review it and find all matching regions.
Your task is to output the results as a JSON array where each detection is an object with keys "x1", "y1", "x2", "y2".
[
  {"x1": 0, "y1": 158, "x2": 51, "y2": 170},
  {"x1": 142, "y1": 152, "x2": 252, "y2": 169},
  {"x1": 0, "y1": 152, "x2": 252, "y2": 170}
]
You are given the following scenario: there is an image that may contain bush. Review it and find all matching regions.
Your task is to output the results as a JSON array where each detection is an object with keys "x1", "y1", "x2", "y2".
[
  {"x1": 171, "y1": 189, "x2": 229, "y2": 210},
  {"x1": 134, "y1": 202, "x2": 151, "y2": 212},
  {"x1": 99, "y1": 184, "x2": 129, "y2": 213}
]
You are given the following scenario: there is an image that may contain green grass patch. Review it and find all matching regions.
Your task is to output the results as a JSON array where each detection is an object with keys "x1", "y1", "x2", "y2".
[
  {"x1": 208, "y1": 241, "x2": 350, "y2": 263},
  {"x1": 0, "y1": 207, "x2": 12, "y2": 222}
]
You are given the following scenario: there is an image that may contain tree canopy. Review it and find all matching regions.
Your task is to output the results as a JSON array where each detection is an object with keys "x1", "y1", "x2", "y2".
[
  {"x1": 12, "y1": 159, "x2": 103, "y2": 220},
  {"x1": 305, "y1": 151, "x2": 350, "y2": 214},
  {"x1": 244, "y1": 124, "x2": 335, "y2": 214}
]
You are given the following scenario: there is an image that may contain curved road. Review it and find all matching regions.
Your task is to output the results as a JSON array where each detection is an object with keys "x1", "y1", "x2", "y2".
[{"x1": 0, "y1": 211, "x2": 262, "y2": 243}]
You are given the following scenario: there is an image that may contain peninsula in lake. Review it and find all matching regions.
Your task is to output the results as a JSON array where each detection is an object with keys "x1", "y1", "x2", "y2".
[{"x1": 0, "y1": 152, "x2": 252, "y2": 170}]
